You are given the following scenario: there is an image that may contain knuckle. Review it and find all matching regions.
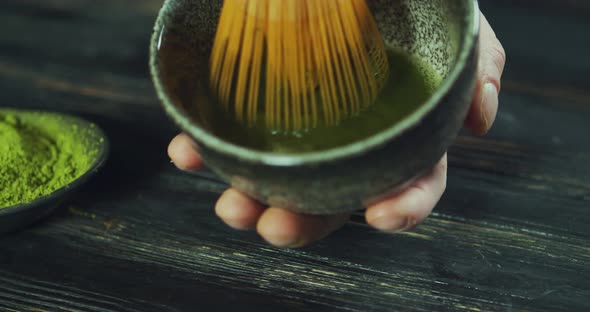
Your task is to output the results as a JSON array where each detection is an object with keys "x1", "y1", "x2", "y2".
[{"x1": 487, "y1": 40, "x2": 507, "y2": 74}]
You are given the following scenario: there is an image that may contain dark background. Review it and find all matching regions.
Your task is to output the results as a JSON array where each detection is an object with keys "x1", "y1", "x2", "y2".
[{"x1": 0, "y1": 0, "x2": 589, "y2": 311}]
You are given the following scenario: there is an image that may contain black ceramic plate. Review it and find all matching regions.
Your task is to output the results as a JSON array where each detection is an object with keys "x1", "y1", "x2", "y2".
[{"x1": 0, "y1": 109, "x2": 109, "y2": 235}]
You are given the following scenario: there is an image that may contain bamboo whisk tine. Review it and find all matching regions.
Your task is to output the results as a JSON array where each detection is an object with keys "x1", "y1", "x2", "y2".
[{"x1": 210, "y1": 0, "x2": 390, "y2": 133}]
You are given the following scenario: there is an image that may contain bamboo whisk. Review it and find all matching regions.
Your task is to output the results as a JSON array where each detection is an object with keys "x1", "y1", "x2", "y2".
[{"x1": 209, "y1": 0, "x2": 390, "y2": 133}]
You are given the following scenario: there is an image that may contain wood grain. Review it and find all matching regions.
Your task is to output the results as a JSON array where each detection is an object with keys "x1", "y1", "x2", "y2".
[{"x1": 0, "y1": 0, "x2": 589, "y2": 311}]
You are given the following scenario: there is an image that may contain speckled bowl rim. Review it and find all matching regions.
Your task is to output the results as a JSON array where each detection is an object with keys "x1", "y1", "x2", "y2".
[
  {"x1": 150, "y1": 0, "x2": 480, "y2": 167},
  {"x1": 0, "y1": 109, "x2": 110, "y2": 217}
]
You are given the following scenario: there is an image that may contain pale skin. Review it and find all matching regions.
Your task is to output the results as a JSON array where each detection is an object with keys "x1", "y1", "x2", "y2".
[{"x1": 168, "y1": 11, "x2": 506, "y2": 248}]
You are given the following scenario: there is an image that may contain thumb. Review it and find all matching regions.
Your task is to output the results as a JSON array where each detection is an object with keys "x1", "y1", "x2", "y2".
[{"x1": 465, "y1": 12, "x2": 506, "y2": 136}]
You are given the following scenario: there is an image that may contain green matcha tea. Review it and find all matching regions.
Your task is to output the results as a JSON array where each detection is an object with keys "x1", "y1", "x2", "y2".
[
  {"x1": 0, "y1": 110, "x2": 100, "y2": 209},
  {"x1": 157, "y1": 26, "x2": 442, "y2": 153}
]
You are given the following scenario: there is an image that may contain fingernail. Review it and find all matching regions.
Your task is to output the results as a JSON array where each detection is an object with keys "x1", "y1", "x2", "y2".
[
  {"x1": 480, "y1": 83, "x2": 498, "y2": 133},
  {"x1": 287, "y1": 237, "x2": 307, "y2": 249},
  {"x1": 371, "y1": 216, "x2": 410, "y2": 233},
  {"x1": 269, "y1": 236, "x2": 304, "y2": 248}
]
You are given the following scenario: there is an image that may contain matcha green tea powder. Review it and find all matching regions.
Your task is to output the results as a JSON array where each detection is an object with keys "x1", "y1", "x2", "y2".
[{"x1": 0, "y1": 110, "x2": 100, "y2": 209}]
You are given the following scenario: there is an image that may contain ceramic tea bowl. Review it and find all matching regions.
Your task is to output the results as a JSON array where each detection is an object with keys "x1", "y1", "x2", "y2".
[{"x1": 149, "y1": 0, "x2": 480, "y2": 215}]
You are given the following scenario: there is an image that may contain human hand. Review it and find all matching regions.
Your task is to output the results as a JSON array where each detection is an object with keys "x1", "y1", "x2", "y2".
[{"x1": 167, "y1": 11, "x2": 505, "y2": 248}]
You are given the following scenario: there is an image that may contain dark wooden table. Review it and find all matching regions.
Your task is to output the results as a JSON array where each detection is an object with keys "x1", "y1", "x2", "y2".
[{"x1": 1, "y1": 0, "x2": 589, "y2": 311}]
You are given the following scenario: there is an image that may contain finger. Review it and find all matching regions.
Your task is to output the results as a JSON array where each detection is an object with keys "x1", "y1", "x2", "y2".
[
  {"x1": 215, "y1": 189, "x2": 266, "y2": 231},
  {"x1": 257, "y1": 208, "x2": 351, "y2": 248},
  {"x1": 465, "y1": 12, "x2": 506, "y2": 135},
  {"x1": 168, "y1": 133, "x2": 204, "y2": 172},
  {"x1": 366, "y1": 154, "x2": 448, "y2": 233}
]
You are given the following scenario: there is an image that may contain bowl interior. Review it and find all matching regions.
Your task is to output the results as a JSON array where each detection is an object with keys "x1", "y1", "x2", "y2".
[{"x1": 150, "y1": 0, "x2": 476, "y2": 163}]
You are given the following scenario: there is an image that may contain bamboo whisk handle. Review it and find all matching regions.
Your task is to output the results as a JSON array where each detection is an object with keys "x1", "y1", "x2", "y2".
[{"x1": 209, "y1": 0, "x2": 390, "y2": 134}]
